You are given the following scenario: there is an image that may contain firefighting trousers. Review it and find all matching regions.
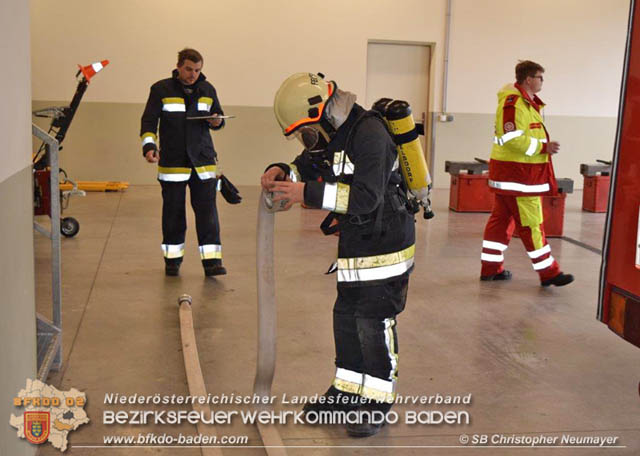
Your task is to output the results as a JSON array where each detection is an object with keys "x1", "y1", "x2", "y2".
[
  {"x1": 331, "y1": 277, "x2": 408, "y2": 405},
  {"x1": 481, "y1": 194, "x2": 560, "y2": 282},
  {"x1": 159, "y1": 170, "x2": 222, "y2": 266}
]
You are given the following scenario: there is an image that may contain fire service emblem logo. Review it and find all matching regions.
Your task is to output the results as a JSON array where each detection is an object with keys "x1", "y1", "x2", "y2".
[{"x1": 24, "y1": 411, "x2": 50, "y2": 444}]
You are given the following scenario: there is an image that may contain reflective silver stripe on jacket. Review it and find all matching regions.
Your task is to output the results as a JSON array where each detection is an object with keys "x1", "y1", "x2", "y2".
[
  {"x1": 289, "y1": 164, "x2": 301, "y2": 182},
  {"x1": 488, "y1": 180, "x2": 550, "y2": 193},
  {"x1": 322, "y1": 182, "x2": 350, "y2": 214},
  {"x1": 197, "y1": 97, "x2": 213, "y2": 111},
  {"x1": 141, "y1": 132, "x2": 156, "y2": 146},
  {"x1": 337, "y1": 245, "x2": 415, "y2": 283},
  {"x1": 493, "y1": 130, "x2": 524, "y2": 145},
  {"x1": 332, "y1": 151, "x2": 354, "y2": 175},
  {"x1": 162, "y1": 104, "x2": 186, "y2": 112},
  {"x1": 162, "y1": 97, "x2": 186, "y2": 112},
  {"x1": 525, "y1": 137, "x2": 539, "y2": 156}
]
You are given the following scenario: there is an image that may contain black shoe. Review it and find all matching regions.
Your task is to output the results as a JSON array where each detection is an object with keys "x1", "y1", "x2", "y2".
[
  {"x1": 480, "y1": 270, "x2": 512, "y2": 281},
  {"x1": 541, "y1": 273, "x2": 574, "y2": 287},
  {"x1": 345, "y1": 402, "x2": 392, "y2": 438},
  {"x1": 302, "y1": 386, "x2": 361, "y2": 415},
  {"x1": 346, "y1": 414, "x2": 386, "y2": 438},
  {"x1": 204, "y1": 265, "x2": 227, "y2": 277},
  {"x1": 165, "y1": 263, "x2": 180, "y2": 276}
]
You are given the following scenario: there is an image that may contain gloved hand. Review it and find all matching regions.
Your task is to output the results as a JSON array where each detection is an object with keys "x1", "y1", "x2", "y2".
[{"x1": 219, "y1": 175, "x2": 242, "y2": 204}]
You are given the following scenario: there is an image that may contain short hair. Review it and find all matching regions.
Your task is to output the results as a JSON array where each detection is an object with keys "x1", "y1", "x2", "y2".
[
  {"x1": 177, "y1": 48, "x2": 203, "y2": 66},
  {"x1": 515, "y1": 60, "x2": 544, "y2": 84}
]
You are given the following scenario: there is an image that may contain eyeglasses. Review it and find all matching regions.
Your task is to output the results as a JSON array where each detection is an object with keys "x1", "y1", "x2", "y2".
[{"x1": 532, "y1": 75, "x2": 544, "y2": 82}]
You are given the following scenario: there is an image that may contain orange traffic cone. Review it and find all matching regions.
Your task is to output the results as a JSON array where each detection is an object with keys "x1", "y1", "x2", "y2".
[{"x1": 78, "y1": 60, "x2": 109, "y2": 82}]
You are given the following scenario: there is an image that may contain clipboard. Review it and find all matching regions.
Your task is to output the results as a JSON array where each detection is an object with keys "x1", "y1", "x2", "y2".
[{"x1": 186, "y1": 115, "x2": 236, "y2": 120}]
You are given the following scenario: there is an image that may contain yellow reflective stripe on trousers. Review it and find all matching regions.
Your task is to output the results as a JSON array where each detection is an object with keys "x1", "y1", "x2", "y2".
[
  {"x1": 199, "y1": 244, "x2": 222, "y2": 260},
  {"x1": 517, "y1": 193, "x2": 545, "y2": 249},
  {"x1": 332, "y1": 368, "x2": 363, "y2": 395},
  {"x1": 489, "y1": 180, "x2": 550, "y2": 193},
  {"x1": 516, "y1": 196, "x2": 543, "y2": 226},
  {"x1": 337, "y1": 245, "x2": 415, "y2": 283},
  {"x1": 162, "y1": 97, "x2": 186, "y2": 112},
  {"x1": 361, "y1": 374, "x2": 395, "y2": 403},
  {"x1": 322, "y1": 182, "x2": 350, "y2": 214},
  {"x1": 157, "y1": 166, "x2": 191, "y2": 182},
  {"x1": 162, "y1": 243, "x2": 184, "y2": 259},
  {"x1": 530, "y1": 224, "x2": 544, "y2": 250},
  {"x1": 194, "y1": 165, "x2": 217, "y2": 180},
  {"x1": 141, "y1": 132, "x2": 157, "y2": 145}
]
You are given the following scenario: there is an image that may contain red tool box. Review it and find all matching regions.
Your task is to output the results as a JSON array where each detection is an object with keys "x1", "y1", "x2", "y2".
[
  {"x1": 446, "y1": 160, "x2": 493, "y2": 212},
  {"x1": 580, "y1": 162, "x2": 611, "y2": 213}
]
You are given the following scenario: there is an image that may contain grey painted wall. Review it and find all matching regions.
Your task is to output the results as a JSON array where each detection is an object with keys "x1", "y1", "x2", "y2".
[
  {"x1": 0, "y1": 169, "x2": 37, "y2": 456},
  {"x1": 1, "y1": 0, "x2": 37, "y2": 454}
]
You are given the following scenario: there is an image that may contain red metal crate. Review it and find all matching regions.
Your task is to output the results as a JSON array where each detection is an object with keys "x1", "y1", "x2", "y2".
[
  {"x1": 582, "y1": 175, "x2": 610, "y2": 213},
  {"x1": 448, "y1": 173, "x2": 493, "y2": 212}
]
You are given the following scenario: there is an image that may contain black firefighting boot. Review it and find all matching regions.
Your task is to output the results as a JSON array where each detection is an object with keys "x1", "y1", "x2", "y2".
[
  {"x1": 346, "y1": 401, "x2": 392, "y2": 438},
  {"x1": 165, "y1": 259, "x2": 182, "y2": 277},
  {"x1": 203, "y1": 259, "x2": 227, "y2": 277},
  {"x1": 541, "y1": 272, "x2": 574, "y2": 287},
  {"x1": 302, "y1": 386, "x2": 362, "y2": 415}
]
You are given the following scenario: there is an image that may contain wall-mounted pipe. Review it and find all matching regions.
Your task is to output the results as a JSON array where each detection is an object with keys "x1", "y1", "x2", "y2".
[{"x1": 439, "y1": 0, "x2": 454, "y2": 122}]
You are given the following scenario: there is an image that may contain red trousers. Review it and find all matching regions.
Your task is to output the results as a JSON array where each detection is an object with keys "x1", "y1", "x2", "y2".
[{"x1": 481, "y1": 194, "x2": 560, "y2": 282}]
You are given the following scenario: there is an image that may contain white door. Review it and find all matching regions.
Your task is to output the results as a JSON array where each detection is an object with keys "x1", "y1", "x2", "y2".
[{"x1": 365, "y1": 41, "x2": 432, "y2": 178}]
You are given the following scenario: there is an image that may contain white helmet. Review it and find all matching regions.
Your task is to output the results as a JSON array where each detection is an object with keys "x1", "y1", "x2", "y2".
[{"x1": 273, "y1": 72, "x2": 336, "y2": 137}]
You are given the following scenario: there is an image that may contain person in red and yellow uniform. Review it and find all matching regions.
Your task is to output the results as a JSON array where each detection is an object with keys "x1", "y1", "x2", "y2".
[{"x1": 480, "y1": 60, "x2": 574, "y2": 287}]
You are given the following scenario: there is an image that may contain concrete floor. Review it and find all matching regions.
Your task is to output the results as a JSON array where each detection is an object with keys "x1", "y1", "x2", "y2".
[{"x1": 33, "y1": 186, "x2": 640, "y2": 455}]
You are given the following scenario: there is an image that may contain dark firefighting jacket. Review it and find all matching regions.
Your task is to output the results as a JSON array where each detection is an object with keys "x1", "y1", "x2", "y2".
[
  {"x1": 272, "y1": 104, "x2": 416, "y2": 287},
  {"x1": 140, "y1": 69, "x2": 224, "y2": 181}
]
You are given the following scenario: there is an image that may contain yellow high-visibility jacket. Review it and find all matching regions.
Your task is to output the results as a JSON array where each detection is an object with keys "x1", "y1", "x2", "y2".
[{"x1": 489, "y1": 83, "x2": 557, "y2": 196}]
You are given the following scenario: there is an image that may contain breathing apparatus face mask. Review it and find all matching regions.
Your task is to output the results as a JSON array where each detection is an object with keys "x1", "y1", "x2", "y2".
[{"x1": 290, "y1": 124, "x2": 331, "y2": 153}]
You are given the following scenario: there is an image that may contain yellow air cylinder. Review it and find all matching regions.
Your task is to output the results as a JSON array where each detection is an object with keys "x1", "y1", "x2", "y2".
[{"x1": 373, "y1": 98, "x2": 433, "y2": 218}]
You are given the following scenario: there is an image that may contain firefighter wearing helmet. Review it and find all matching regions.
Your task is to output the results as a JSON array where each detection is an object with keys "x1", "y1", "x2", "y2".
[{"x1": 261, "y1": 73, "x2": 416, "y2": 437}]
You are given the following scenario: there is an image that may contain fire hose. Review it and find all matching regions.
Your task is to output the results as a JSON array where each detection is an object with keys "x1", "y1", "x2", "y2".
[{"x1": 252, "y1": 191, "x2": 288, "y2": 456}]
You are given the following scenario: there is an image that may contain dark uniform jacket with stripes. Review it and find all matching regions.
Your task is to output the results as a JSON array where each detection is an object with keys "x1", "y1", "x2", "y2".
[
  {"x1": 140, "y1": 70, "x2": 224, "y2": 176},
  {"x1": 274, "y1": 104, "x2": 416, "y2": 287}
]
